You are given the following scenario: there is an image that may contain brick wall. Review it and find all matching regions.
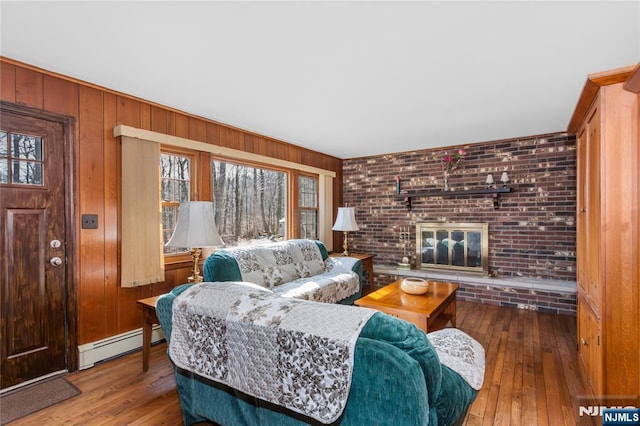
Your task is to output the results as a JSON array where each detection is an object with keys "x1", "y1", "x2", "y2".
[{"x1": 343, "y1": 132, "x2": 577, "y2": 285}]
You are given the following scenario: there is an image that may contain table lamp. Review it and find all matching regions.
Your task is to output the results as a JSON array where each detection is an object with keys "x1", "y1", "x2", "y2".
[
  {"x1": 165, "y1": 201, "x2": 224, "y2": 282},
  {"x1": 332, "y1": 207, "x2": 359, "y2": 256}
]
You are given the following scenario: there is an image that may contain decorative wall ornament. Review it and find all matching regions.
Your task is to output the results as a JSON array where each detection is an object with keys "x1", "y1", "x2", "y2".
[{"x1": 440, "y1": 149, "x2": 465, "y2": 191}]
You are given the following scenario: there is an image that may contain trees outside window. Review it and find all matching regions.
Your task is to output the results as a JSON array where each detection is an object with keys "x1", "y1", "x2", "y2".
[
  {"x1": 160, "y1": 152, "x2": 320, "y2": 255},
  {"x1": 0, "y1": 131, "x2": 44, "y2": 185},
  {"x1": 161, "y1": 152, "x2": 191, "y2": 254},
  {"x1": 212, "y1": 160, "x2": 287, "y2": 247}
]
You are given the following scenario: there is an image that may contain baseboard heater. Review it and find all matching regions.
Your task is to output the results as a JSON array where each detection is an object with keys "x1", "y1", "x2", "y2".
[{"x1": 78, "y1": 325, "x2": 165, "y2": 370}]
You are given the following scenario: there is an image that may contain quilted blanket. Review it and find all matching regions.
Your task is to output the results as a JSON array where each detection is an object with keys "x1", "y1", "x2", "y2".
[
  {"x1": 169, "y1": 282, "x2": 376, "y2": 424},
  {"x1": 427, "y1": 328, "x2": 486, "y2": 390},
  {"x1": 272, "y1": 257, "x2": 361, "y2": 303},
  {"x1": 227, "y1": 239, "x2": 326, "y2": 287}
]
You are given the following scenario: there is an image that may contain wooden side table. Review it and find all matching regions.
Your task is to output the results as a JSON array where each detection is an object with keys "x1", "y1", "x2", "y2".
[
  {"x1": 331, "y1": 253, "x2": 375, "y2": 289},
  {"x1": 137, "y1": 295, "x2": 161, "y2": 371}
]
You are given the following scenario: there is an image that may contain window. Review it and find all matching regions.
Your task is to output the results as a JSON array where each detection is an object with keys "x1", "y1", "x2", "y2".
[
  {"x1": 0, "y1": 131, "x2": 44, "y2": 186},
  {"x1": 161, "y1": 152, "x2": 191, "y2": 254},
  {"x1": 118, "y1": 126, "x2": 335, "y2": 257},
  {"x1": 298, "y1": 175, "x2": 318, "y2": 240},
  {"x1": 212, "y1": 159, "x2": 287, "y2": 247}
]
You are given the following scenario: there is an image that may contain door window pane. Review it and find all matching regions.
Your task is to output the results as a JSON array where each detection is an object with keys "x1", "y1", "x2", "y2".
[
  {"x1": 11, "y1": 133, "x2": 43, "y2": 160},
  {"x1": 12, "y1": 160, "x2": 43, "y2": 185},
  {"x1": 0, "y1": 131, "x2": 44, "y2": 186},
  {"x1": 0, "y1": 132, "x2": 7, "y2": 183}
]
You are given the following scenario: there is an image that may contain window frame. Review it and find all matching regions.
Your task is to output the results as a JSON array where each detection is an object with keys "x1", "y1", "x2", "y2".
[
  {"x1": 116, "y1": 123, "x2": 337, "y2": 263},
  {"x1": 210, "y1": 154, "x2": 297, "y2": 243},
  {"x1": 297, "y1": 173, "x2": 319, "y2": 240},
  {"x1": 160, "y1": 146, "x2": 199, "y2": 264},
  {"x1": 0, "y1": 130, "x2": 46, "y2": 187}
]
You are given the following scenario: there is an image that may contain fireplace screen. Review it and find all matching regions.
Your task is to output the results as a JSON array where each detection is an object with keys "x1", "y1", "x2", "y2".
[{"x1": 416, "y1": 222, "x2": 488, "y2": 274}]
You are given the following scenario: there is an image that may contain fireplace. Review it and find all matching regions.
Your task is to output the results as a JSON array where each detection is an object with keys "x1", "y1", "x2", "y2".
[{"x1": 416, "y1": 222, "x2": 488, "y2": 275}]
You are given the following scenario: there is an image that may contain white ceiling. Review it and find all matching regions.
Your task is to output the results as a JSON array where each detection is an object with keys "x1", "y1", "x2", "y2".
[{"x1": 1, "y1": 1, "x2": 638, "y2": 159}]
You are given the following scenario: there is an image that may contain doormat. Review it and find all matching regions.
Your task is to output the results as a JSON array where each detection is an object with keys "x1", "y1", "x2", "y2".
[{"x1": 0, "y1": 377, "x2": 81, "y2": 424}]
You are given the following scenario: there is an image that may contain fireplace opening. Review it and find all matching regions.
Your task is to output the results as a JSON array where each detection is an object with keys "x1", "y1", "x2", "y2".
[{"x1": 416, "y1": 222, "x2": 488, "y2": 275}]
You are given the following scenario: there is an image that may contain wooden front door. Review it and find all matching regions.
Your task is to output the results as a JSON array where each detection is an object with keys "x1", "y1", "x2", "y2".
[{"x1": 0, "y1": 109, "x2": 68, "y2": 389}]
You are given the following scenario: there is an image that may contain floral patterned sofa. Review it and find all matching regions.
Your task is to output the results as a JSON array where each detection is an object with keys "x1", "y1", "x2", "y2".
[{"x1": 202, "y1": 239, "x2": 363, "y2": 305}]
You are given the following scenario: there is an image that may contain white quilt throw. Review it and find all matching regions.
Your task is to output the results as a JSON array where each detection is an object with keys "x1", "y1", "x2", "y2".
[
  {"x1": 169, "y1": 282, "x2": 376, "y2": 424},
  {"x1": 427, "y1": 328, "x2": 486, "y2": 390}
]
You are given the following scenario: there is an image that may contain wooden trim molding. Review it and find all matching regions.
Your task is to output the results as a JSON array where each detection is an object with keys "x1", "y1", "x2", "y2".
[
  {"x1": 567, "y1": 64, "x2": 637, "y2": 133},
  {"x1": 114, "y1": 125, "x2": 336, "y2": 178},
  {"x1": 623, "y1": 63, "x2": 640, "y2": 94},
  {"x1": 318, "y1": 174, "x2": 334, "y2": 252}
]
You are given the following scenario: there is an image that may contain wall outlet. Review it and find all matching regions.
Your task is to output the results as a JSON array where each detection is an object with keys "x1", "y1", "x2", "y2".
[
  {"x1": 517, "y1": 303, "x2": 538, "y2": 311},
  {"x1": 82, "y1": 214, "x2": 98, "y2": 229}
]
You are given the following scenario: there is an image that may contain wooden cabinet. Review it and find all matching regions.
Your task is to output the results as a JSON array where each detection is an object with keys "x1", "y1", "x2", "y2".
[{"x1": 570, "y1": 65, "x2": 640, "y2": 406}]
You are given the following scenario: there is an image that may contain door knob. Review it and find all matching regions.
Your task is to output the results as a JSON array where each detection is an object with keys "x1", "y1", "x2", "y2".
[{"x1": 50, "y1": 257, "x2": 63, "y2": 267}]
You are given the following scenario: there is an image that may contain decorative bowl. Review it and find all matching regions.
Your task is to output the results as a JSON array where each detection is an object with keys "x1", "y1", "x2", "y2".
[{"x1": 400, "y1": 277, "x2": 429, "y2": 295}]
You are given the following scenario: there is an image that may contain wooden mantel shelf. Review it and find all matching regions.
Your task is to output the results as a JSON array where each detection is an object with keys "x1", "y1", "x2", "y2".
[{"x1": 397, "y1": 187, "x2": 511, "y2": 210}]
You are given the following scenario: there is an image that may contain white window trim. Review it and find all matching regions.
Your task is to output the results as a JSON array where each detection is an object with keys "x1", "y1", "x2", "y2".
[{"x1": 114, "y1": 125, "x2": 335, "y2": 251}]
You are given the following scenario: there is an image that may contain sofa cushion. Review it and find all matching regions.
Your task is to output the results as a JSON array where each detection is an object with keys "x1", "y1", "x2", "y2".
[
  {"x1": 203, "y1": 250, "x2": 242, "y2": 282},
  {"x1": 359, "y1": 312, "x2": 442, "y2": 408},
  {"x1": 272, "y1": 264, "x2": 360, "y2": 304}
]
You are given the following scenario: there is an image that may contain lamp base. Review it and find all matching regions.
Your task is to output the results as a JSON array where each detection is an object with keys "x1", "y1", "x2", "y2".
[
  {"x1": 341, "y1": 231, "x2": 350, "y2": 256},
  {"x1": 188, "y1": 247, "x2": 204, "y2": 283}
]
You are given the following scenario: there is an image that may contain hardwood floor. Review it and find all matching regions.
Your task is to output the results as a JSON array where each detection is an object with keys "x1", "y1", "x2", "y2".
[
  {"x1": 456, "y1": 301, "x2": 590, "y2": 426},
  {"x1": 9, "y1": 301, "x2": 590, "y2": 425}
]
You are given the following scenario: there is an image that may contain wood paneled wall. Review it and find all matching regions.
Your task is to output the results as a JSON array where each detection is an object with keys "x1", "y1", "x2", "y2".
[{"x1": 0, "y1": 58, "x2": 343, "y2": 346}]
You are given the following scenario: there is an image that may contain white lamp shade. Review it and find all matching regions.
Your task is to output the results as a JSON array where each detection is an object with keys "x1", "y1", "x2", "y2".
[
  {"x1": 332, "y1": 207, "x2": 360, "y2": 232},
  {"x1": 486, "y1": 174, "x2": 494, "y2": 184},
  {"x1": 166, "y1": 201, "x2": 224, "y2": 248},
  {"x1": 501, "y1": 172, "x2": 510, "y2": 183}
]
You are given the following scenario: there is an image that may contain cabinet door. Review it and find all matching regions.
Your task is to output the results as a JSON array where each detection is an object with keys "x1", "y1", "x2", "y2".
[
  {"x1": 578, "y1": 300, "x2": 603, "y2": 397},
  {"x1": 585, "y1": 106, "x2": 602, "y2": 311},
  {"x1": 577, "y1": 299, "x2": 590, "y2": 377},
  {"x1": 587, "y1": 310, "x2": 603, "y2": 397}
]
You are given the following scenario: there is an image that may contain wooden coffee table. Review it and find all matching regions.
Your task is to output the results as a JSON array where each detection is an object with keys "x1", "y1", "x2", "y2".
[{"x1": 354, "y1": 279, "x2": 458, "y2": 333}]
